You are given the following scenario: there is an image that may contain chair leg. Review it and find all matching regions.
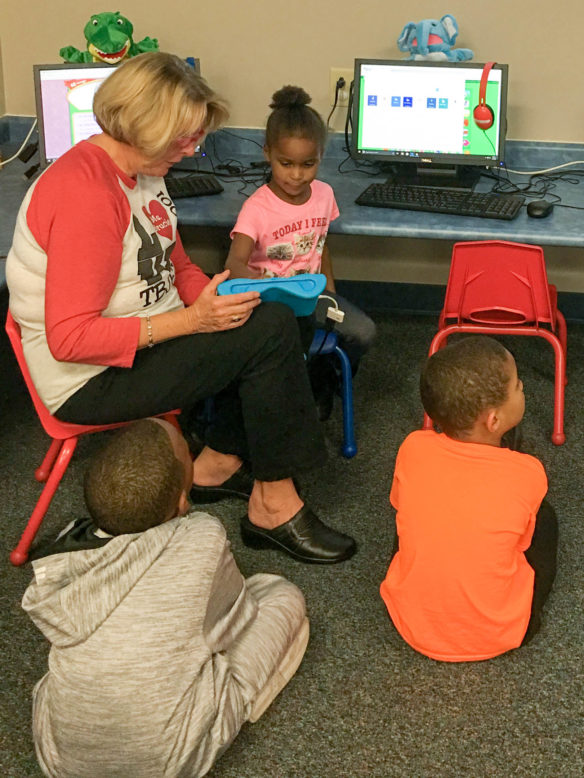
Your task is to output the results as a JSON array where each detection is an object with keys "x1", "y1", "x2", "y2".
[
  {"x1": 555, "y1": 309, "x2": 568, "y2": 386},
  {"x1": 35, "y1": 438, "x2": 63, "y2": 482},
  {"x1": 334, "y1": 346, "x2": 357, "y2": 459},
  {"x1": 10, "y1": 437, "x2": 79, "y2": 566},
  {"x1": 541, "y1": 332, "x2": 566, "y2": 446},
  {"x1": 163, "y1": 412, "x2": 182, "y2": 431},
  {"x1": 422, "y1": 325, "x2": 566, "y2": 445}
]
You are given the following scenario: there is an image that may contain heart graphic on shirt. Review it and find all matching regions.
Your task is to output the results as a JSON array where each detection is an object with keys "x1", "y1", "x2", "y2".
[{"x1": 142, "y1": 201, "x2": 173, "y2": 241}]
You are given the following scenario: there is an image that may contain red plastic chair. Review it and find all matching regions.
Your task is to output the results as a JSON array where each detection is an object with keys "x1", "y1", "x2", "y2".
[
  {"x1": 422, "y1": 240, "x2": 567, "y2": 445},
  {"x1": 5, "y1": 311, "x2": 181, "y2": 565}
]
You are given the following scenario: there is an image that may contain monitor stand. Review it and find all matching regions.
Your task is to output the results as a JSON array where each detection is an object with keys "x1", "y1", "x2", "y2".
[{"x1": 386, "y1": 163, "x2": 483, "y2": 191}]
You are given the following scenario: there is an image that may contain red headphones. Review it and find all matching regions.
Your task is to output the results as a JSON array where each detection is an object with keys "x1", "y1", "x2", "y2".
[{"x1": 473, "y1": 61, "x2": 496, "y2": 130}]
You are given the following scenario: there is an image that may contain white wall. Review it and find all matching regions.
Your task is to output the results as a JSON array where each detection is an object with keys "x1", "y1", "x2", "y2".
[
  {"x1": 2, "y1": 1, "x2": 584, "y2": 291},
  {"x1": 2, "y1": 0, "x2": 584, "y2": 141}
]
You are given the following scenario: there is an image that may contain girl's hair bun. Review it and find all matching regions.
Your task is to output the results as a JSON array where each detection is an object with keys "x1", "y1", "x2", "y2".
[
  {"x1": 270, "y1": 85, "x2": 311, "y2": 110},
  {"x1": 265, "y1": 84, "x2": 326, "y2": 152}
]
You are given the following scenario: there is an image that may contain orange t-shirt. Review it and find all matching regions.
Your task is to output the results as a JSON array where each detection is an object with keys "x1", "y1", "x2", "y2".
[{"x1": 380, "y1": 430, "x2": 547, "y2": 662}]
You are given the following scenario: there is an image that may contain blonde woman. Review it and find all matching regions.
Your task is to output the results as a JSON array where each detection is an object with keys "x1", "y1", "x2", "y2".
[{"x1": 7, "y1": 52, "x2": 355, "y2": 564}]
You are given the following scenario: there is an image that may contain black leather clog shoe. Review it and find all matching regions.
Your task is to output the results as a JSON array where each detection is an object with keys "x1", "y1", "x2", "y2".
[
  {"x1": 190, "y1": 462, "x2": 254, "y2": 503},
  {"x1": 240, "y1": 505, "x2": 356, "y2": 564}
]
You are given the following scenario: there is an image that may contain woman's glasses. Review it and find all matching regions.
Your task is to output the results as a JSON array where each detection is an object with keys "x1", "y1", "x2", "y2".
[{"x1": 174, "y1": 130, "x2": 205, "y2": 150}]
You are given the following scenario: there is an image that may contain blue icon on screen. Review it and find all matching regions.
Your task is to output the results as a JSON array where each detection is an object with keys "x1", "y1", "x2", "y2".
[
  {"x1": 427, "y1": 98, "x2": 436, "y2": 108},
  {"x1": 403, "y1": 96, "x2": 413, "y2": 107},
  {"x1": 439, "y1": 98, "x2": 448, "y2": 109},
  {"x1": 391, "y1": 96, "x2": 401, "y2": 107},
  {"x1": 367, "y1": 95, "x2": 378, "y2": 106}
]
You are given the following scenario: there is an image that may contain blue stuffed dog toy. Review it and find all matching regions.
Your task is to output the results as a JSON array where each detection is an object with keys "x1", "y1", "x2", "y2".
[{"x1": 398, "y1": 14, "x2": 473, "y2": 61}]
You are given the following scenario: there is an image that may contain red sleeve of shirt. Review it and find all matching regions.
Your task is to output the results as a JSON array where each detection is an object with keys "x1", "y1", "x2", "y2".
[
  {"x1": 171, "y1": 231, "x2": 211, "y2": 306},
  {"x1": 30, "y1": 168, "x2": 140, "y2": 368}
]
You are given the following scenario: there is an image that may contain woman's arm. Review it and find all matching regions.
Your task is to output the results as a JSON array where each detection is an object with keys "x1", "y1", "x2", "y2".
[
  {"x1": 170, "y1": 230, "x2": 212, "y2": 305},
  {"x1": 42, "y1": 191, "x2": 259, "y2": 362},
  {"x1": 320, "y1": 244, "x2": 336, "y2": 293},
  {"x1": 43, "y1": 185, "x2": 142, "y2": 366},
  {"x1": 225, "y1": 232, "x2": 261, "y2": 279}
]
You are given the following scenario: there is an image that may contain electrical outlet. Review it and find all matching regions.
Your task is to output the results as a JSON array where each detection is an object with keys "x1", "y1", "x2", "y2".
[{"x1": 329, "y1": 67, "x2": 353, "y2": 107}]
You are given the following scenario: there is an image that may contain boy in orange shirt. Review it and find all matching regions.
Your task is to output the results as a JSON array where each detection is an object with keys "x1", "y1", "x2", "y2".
[{"x1": 380, "y1": 336, "x2": 558, "y2": 662}]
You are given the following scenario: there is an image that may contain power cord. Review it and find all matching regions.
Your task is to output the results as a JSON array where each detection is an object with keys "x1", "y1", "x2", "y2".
[
  {"x1": 337, "y1": 80, "x2": 382, "y2": 178},
  {"x1": 326, "y1": 77, "x2": 346, "y2": 130},
  {"x1": 0, "y1": 120, "x2": 38, "y2": 168},
  {"x1": 482, "y1": 165, "x2": 584, "y2": 210},
  {"x1": 319, "y1": 293, "x2": 345, "y2": 326},
  {"x1": 344, "y1": 79, "x2": 354, "y2": 154},
  {"x1": 482, "y1": 130, "x2": 496, "y2": 156},
  {"x1": 503, "y1": 160, "x2": 584, "y2": 176},
  {"x1": 170, "y1": 130, "x2": 269, "y2": 196},
  {"x1": 309, "y1": 294, "x2": 345, "y2": 359}
]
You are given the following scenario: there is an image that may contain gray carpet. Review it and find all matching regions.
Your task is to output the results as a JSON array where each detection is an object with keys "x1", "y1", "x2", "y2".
[{"x1": 1, "y1": 305, "x2": 583, "y2": 778}]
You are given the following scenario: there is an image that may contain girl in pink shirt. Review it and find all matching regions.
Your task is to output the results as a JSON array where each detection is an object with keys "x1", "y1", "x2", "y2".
[{"x1": 226, "y1": 86, "x2": 375, "y2": 420}]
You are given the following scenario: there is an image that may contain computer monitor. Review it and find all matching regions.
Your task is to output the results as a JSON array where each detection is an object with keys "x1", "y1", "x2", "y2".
[
  {"x1": 34, "y1": 63, "x2": 117, "y2": 168},
  {"x1": 33, "y1": 59, "x2": 203, "y2": 169},
  {"x1": 351, "y1": 59, "x2": 509, "y2": 189}
]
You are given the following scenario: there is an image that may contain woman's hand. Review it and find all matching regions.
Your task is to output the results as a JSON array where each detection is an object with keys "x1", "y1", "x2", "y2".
[{"x1": 185, "y1": 270, "x2": 261, "y2": 333}]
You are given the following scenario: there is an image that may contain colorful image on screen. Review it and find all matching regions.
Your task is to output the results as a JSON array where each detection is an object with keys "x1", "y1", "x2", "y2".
[
  {"x1": 355, "y1": 62, "x2": 504, "y2": 162},
  {"x1": 35, "y1": 65, "x2": 117, "y2": 165}
]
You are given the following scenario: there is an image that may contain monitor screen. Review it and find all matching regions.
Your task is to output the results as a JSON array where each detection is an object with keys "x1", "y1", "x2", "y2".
[
  {"x1": 34, "y1": 63, "x2": 118, "y2": 168},
  {"x1": 352, "y1": 59, "x2": 508, "y2": 174},
  {"x1": 33, "y1": 60, "x2": 203, "y2": 168}
]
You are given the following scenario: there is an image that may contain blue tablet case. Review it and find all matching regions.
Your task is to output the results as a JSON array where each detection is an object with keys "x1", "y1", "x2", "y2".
[{"x1": 217, "y1": 274, "x2": 327, "y2": 317}]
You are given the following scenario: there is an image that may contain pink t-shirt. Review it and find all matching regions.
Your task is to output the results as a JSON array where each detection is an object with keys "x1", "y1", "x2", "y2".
[{"x1": 230, "y1": 180, "x2": 339, "y2": 277}]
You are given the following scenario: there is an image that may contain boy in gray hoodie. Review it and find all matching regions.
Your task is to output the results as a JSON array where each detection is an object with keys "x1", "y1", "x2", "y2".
[{"x1": 23, "y1": 418, "x2": 309, "y2": 778}]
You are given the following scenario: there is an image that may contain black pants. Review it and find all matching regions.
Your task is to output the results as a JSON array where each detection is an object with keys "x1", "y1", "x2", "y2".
[
  {"x1": 499, "y1": 426, "x2": 558, "y2": 642},
  {"x1": 56, "y1": 302, "x2": 326, "y2": 482},
  {"x1": 521, "y1": 499, "x2": 558, "y2": 645}
]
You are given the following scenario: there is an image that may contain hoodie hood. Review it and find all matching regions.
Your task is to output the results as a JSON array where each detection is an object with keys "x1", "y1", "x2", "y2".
[{"x1": 22, "y1": 518, "x2": 181, "y2": 648}]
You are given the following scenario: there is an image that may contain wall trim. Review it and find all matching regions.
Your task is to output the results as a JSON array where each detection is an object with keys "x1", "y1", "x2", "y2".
[{"x1": 336, "y1": 279, "x2": 584, "y2": 323}]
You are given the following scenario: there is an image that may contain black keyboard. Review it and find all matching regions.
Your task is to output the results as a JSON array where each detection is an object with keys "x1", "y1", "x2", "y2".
[
  {"x1": 165, "y1": 174, "x2": 224, "y2": 199},
  {"x1": 355, "y1": 182, "x2": 525, "y2": 220}
]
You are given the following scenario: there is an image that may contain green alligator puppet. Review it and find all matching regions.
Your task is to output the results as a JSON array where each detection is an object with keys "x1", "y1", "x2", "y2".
[{"x1": 60, "y1": 11, "x2": 159, "y2": 64}]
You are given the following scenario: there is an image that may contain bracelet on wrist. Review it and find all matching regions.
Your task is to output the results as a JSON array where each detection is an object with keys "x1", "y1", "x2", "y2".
[{"x1": 146, "y1": 315, "x2": 154, "y2": 348}]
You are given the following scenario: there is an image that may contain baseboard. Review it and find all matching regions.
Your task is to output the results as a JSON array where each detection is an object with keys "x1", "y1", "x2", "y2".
[{"x1": 336, "y1": 279, "x2": 584, "y2": 323}]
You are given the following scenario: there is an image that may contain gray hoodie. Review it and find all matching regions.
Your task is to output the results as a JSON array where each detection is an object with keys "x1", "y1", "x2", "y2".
[{"x1": 23, "y1": 512, "x2": 289, "y2": 777}]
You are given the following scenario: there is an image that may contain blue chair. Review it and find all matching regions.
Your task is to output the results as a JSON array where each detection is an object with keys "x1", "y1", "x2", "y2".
[
  {"x1": 197, "y1": 328, "x2": 357, "y2": 460},
  {"x1": 309, "y1": 329, "x2": 356, "y2": 459},
  {"x1": 217, "y1": 274, "x2": 357, "y2": 457}
]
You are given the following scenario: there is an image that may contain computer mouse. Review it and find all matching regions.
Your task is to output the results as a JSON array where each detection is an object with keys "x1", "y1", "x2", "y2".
[{"x1": 527, "y1": 200, "x2": 554, "y2": 218}]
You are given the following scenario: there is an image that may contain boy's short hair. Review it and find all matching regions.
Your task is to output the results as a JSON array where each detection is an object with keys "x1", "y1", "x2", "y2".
[
  {"x1": 420, "y1": 336, "x2": 511, "y2": 436},
  {"x1": 84, "y1": 419, "x2": 184, "y2": 535}
]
